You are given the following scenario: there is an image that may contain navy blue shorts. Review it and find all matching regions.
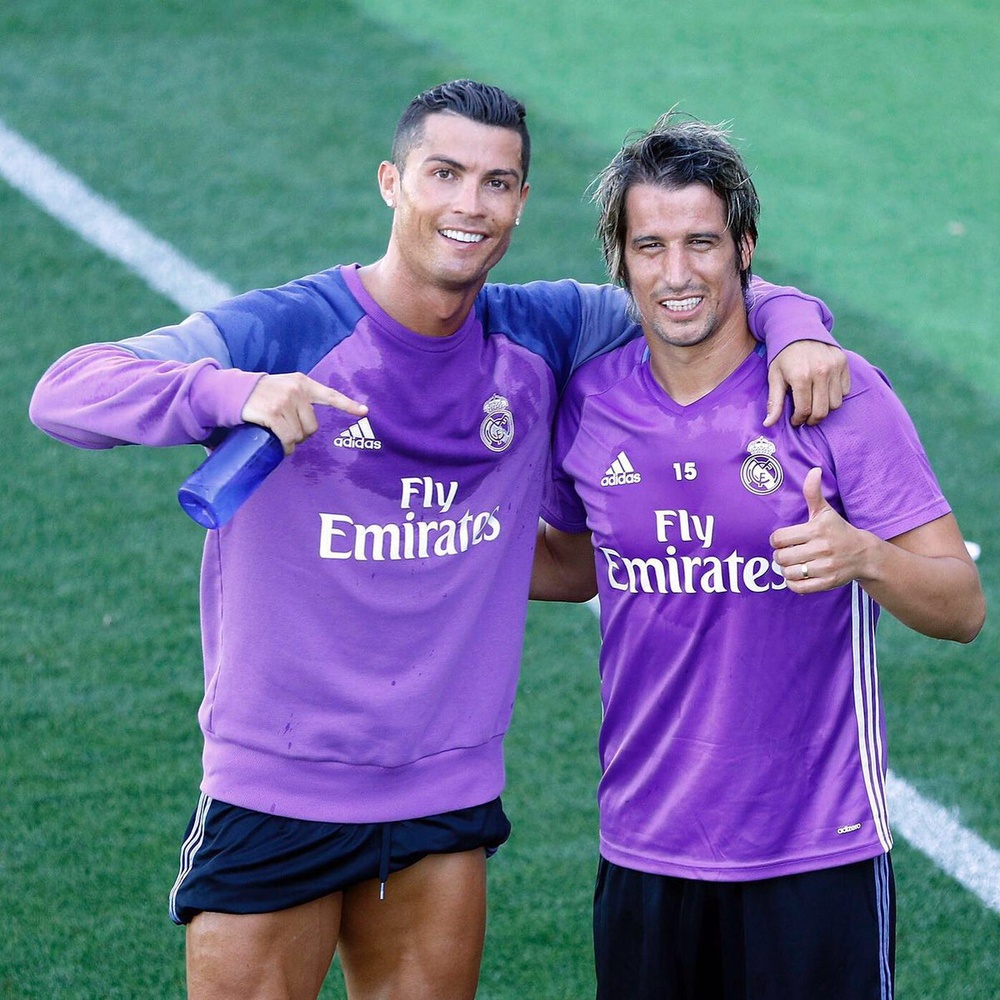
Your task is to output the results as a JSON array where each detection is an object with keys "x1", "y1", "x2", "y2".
[
  {"x1": 169, "y1": 794, "x2": 511, "y2": 925},
  {"x1": 593, "y1": 854, "x2": 896, "y2": 1000}
]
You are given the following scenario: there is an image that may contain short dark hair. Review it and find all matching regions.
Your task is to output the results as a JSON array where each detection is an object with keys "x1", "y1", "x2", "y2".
[
  {"x1": 392, "y1": 79, "x2": 531, "y2": 183},
  {"x1": 591, "y1": 112, "x2": 759, "y2": 293}
]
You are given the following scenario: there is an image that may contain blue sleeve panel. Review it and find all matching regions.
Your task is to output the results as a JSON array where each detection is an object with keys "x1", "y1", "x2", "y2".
[
  {"x1": 202, "y1": 267, "x2": 365, "y2": 375},
  {"x1": 478, "y1": 280, "x2": 639, "y2": 392},
  {"x1": 119, "y1": 268, "x2": 365, "y2": 377},
  {"x1": 123, "y1": 271, "x2": 637, "y2": 397}
]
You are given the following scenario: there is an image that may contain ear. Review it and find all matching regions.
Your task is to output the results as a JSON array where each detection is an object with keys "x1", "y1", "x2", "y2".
[
  {"x1": 739, "y1": 233, "x2": 755, "y2": 273},
  {"x1": 517, "y1": 180, "x2": 530, "y2": 221},
  {"x1": 377, "y1": 160, "x2": 399, "y2": 208}
]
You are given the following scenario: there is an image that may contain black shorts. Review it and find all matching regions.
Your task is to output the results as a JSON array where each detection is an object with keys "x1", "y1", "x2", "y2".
[
  {"x1": 169, "y1": 793, "x2": 511, "y2": 925},
  {"x1": 593, "y1": 854, "x2": 895, "y2": 1000}
]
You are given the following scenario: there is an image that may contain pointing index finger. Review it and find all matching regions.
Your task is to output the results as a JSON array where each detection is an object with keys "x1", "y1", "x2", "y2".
[{"x1": 310, "y1": 382, "x2": 368, "y2": 417}]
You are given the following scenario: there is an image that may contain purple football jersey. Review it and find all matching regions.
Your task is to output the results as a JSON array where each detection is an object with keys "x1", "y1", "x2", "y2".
[{"x1": 543, "y1": 340, "x2": 950, "y2": 880}]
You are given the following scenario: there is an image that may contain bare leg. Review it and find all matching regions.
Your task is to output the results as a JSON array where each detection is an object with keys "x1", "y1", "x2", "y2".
[
  {"x1": 337, "y1": 849, "x2": 488, "y2": 1000},
  {"x1": 186, "y1": 892, "x2": 342, "y2": 1000}
]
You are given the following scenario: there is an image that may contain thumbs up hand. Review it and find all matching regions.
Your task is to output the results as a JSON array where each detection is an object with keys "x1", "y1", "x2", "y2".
[
  {"x1": 801, "y1": 466, "x2": 829, "y2": 520},
  {"x1": 770, "y1": 467, "x2": 871, "y2": 593}
]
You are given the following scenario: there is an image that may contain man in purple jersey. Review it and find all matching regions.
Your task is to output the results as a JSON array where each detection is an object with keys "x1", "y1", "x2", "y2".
[
  {"x1": 532, "y1": 114, "x2": 985, "y2": 999},
  {"x1": 30, "y1": 81, "x2": 849, "y2": 1000}
]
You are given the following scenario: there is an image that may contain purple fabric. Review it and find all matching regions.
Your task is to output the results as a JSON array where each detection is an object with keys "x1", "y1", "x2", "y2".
[{"x1": 543, "y1": 342, "x2": 949, "y2": 880}]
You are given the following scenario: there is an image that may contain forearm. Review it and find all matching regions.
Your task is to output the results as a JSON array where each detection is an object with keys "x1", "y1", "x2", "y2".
[
  {"x1": 773, "y1": 481, "x2": 985, "y2": 643},
  {"x1": 530, "y1": 521, "x2": 597, "y2": 602},
  {"x1": 29, "y1": 342, "x2": 259, "y2": 449},
  {"x1": 747, "y1": 275, "x2": 836, "y2": 359},
  {"x1": 858, "y1": 532, "x2": 985, "y2": 643}
]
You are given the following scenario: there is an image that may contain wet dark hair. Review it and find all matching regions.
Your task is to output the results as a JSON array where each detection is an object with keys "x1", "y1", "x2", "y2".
[
  {"x1": 392, "y1": 79, "x2": 530, "y2": 183},
  {"x1": 592, "y1": 112, "x2": 759, "y2": 293}
]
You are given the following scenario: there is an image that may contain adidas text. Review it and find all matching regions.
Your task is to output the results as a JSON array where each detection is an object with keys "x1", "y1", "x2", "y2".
[
  {"x1": 601, "y1": 471, "x2": 641, "y2": 487},
  {"x1": 334, "y1": 437, "x2": 382, "y2": 450}
]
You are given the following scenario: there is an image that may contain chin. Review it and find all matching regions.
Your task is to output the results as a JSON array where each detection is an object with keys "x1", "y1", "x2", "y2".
[{"x1": 432, "y1": 265, "x2": 489, "y2": 292}]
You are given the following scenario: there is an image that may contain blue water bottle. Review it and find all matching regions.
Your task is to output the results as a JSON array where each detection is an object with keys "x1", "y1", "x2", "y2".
[{"x1": 177, "y1": 424, "x2": 285, "y2": 529}]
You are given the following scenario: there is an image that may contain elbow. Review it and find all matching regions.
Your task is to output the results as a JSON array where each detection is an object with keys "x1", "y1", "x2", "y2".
[
  {"x1": 566, "y1": 580, "x2": 599, "y2": 604},
  {"x1": 28, "y1": 382, "x2": 58, "y2": 437},
  {"x1": 28, "y1": 367, "x2": 78, "y2": 441},
  {"x1": 954, "y1": 594, "x2": 987, "y2": 644},
  {"x1": 28, "y1": 380, "x2": 47, "y2": 425},
  {"x1": 528, "y1": 564, "x2": 598, "y2": 604},
  {"x1": 529, "y1": 579, "x2": 597, "y2": 604},
  {"x1": 561, "y1": 562, "x2": 598, "y2": 603},
  {"x1": 935, "y1": 588, "x2": 987, "y2": 644},
  {"x1": 28, "y1": 382, "x2": 115, "y2": 450}
]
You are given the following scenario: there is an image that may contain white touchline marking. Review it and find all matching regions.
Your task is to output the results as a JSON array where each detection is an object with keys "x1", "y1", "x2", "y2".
[
  {"x1": 0, "y1": 117, "x2": 233, "y2": 313},
  {"x1": 1, "y1": 113, "x2": 996, "y2": 916},
  {"x1": 583, "y1": 598, "x2": 999, "y2": 914},
  {"x1": 888, "y1": 771, "x2": 1000, "y2": 912}
]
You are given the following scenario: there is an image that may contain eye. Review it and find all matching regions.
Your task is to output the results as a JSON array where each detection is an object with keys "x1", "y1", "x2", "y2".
[
  {"x1": 486, "y1": 177, "x2": 512, "y2": 191},
  {"x1": 433, "y1": 168, "x2": 455, "y2": 180}
]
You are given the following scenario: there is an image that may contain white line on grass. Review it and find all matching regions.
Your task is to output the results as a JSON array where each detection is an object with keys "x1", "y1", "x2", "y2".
[
  {"x1": 1, "y1": 115, "x2": 996, "y2": 916},
  {"x1": 0, "y1": 117, "x2": 233, "y2": 313},
  {"x1": 889, "y1": 771, "x2": 1000, "y2": 912},
  {"x1": 583, "y1": 598, "x2": 1000, "y2": 914}
]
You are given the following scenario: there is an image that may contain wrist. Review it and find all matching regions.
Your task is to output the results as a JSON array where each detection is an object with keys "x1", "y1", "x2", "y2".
[{"x1": 854, "y1": 529, "x2": 888, "y2": 586}]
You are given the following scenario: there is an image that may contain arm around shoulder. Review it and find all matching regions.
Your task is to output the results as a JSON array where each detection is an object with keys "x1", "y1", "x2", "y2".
[
  {"x1": 747, "y1": 275, "x2": 835, "y2": 352},
  {"x1": 747, "y1": 276, "x2": 851, "y2": 428}
]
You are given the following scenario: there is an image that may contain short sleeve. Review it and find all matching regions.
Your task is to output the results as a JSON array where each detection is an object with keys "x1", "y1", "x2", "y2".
[{"x1": 818, "y1": 355, "x2": 950, "y2": 540}]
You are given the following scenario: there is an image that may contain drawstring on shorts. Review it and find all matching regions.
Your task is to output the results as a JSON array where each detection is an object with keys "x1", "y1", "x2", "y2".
[{"x1": 378, "y1": 822, "x2": 392, "y2": 900}]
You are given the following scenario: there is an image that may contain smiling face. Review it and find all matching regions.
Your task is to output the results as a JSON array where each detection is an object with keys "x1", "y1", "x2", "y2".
[
  {"x1": 623, "y1": 181, "x2": 753, "y2": 354},
  {"x1": 378, "y1": 111, "x2": 529, "y2": 296}
]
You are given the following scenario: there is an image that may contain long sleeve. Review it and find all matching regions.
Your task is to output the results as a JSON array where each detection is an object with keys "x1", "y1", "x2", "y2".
[
  {"x1": 29, "y1": 315, "x2": 262, "y2": 449},
  {"x1": 746, "y1": 276, "x2": 837, "y2": 360}
]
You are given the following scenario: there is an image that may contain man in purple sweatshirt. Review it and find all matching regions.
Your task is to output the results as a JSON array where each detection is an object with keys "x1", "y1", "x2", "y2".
[
  {"x1": 532, "y1": 113, "x2": 984, "y2": 1000},
  {"x1": 30, "y1": 81, "x2": 847, "y2": 1000}
]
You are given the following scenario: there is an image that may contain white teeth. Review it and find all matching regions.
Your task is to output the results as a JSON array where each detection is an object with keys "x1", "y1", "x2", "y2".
[
  {"x1": 661, "y1": 297, "x2": 702, "y2": 312},
  {"x1": 441, "y1": 229, "x2": 485, "y2": 244}
]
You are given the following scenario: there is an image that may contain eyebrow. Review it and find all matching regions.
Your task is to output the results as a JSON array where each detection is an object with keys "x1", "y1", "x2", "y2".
[
  {"x1": 630, "y1": 229, "x2": 724, "y2": 244},
  {"x1": 424, "y1": 155, "x2": 521, "y2": 182}
]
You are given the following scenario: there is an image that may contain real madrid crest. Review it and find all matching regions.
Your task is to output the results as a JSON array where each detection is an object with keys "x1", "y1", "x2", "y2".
[
  {"x1": 480, "y1": 393, "x2": 515, "y2": 453},
  {"x1": 740, "y1": 436, "x2": 783, "y2": 495}
]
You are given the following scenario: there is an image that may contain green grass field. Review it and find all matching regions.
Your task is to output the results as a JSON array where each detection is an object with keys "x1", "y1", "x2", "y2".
[{"x1": 1, "y1": 1, "x2": 997, "y2": 996}]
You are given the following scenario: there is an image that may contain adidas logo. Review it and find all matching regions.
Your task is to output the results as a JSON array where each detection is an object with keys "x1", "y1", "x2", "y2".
[
  {"x1": 600, "y1": 451, "x2": 641, "y2": 487},
  {"x1": 334, "y1": 417, "x2": 382, "y2": 451}
]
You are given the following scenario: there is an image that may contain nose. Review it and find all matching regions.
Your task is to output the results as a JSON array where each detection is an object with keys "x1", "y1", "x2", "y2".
[
  {"x1": 452, "y1": 177, "x2": 485, "y2": 217},
  {"x1": 660, "y1": 245, "x2": 690, "y2": 290}
]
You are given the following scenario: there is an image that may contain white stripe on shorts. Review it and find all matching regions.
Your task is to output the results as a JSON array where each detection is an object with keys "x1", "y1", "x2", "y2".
[
  {"x1": 168, "y1": 792, "x2": 213, "y2": 923},
  {"x1": 874, "y1": 853, "x2": 894, "y2": 1000}
]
